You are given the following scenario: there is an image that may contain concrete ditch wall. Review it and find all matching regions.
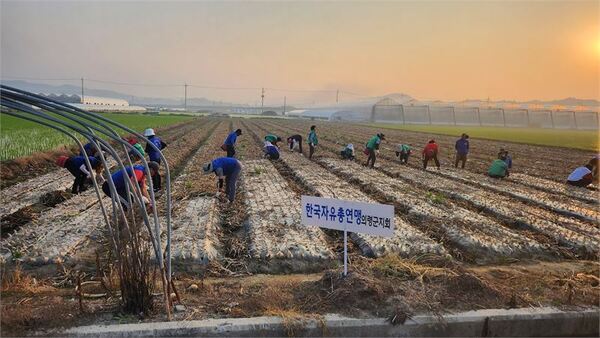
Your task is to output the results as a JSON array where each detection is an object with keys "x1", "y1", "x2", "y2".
[{"x1": 64, "y1": 307, "x2": 599, "y2": 337}]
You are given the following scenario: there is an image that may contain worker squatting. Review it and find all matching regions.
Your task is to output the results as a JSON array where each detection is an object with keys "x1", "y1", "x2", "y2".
[{"x1": 57, "y1": 125, "x2": 599, "y2": 211}]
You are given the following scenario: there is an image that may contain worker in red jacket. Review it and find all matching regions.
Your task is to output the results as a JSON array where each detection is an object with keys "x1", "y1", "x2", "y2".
[{"x1": 422, "y1": 139, "x2": 440, "y2": 170}]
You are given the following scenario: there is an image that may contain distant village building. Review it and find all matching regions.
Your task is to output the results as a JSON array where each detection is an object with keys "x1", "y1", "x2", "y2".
[{"x1": 37, "y1": 93, "x2": 146, "y2": 112}]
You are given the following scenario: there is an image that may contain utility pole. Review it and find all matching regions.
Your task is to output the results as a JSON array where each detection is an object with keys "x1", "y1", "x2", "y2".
[
  {"x1": 80, "y1": 77, "x2": 85, "y2": 103},
  {"x1": 261, "y1": 87, "x2": 265, "y2": 114},
  {"x1": 427, "y1": 105, "x2": 432, "y2": 125},
  {"x1": 336, "y1": 89, "x2": 339, "y2": 104},
  {"x1": 283, "y1": 96, "x2": 286, "y2": 115},
  {"x1": 184, "y1": 83, "x2": 188, "y2": 111}
]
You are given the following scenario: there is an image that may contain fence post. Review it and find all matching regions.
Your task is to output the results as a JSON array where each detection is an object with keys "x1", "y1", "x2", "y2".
[
  {"x1": 525, "y1": 109, "x2": 530, "y2": 127},
  {"x1": 427, "y1": 105, "x2": 432, "y2": 125},
  {"x1": 550, "y1": 110, "x2": 555, "y2": 128},
  {"x1": 477, "y1": 108, "x2": 482, "y2": 126},
  {"x1": 573, "y1": 111, "x2": 577, "y2": 129},
  {"x1": 501, "y1": 108, "x2": 506, "y2": 127},
  {"x1": 400, "y1": 105, "x2": 405, "y2": 125}
]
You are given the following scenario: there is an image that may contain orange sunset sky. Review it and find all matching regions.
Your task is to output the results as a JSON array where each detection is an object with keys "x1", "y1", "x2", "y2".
[{"x1": 1, "y1": 1, "x2": 599, "y2": 105}]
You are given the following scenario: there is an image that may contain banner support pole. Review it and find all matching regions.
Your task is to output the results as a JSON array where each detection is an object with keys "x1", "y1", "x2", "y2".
[{"x1": 343, "y1": 227, "x2": 348, "y2": 276}]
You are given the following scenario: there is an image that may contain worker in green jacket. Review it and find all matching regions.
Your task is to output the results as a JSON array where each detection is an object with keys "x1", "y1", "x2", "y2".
[
  {"x1": 307, "y1": 125, "x2": 318, "y2": 159},
  {"x1": 365, "y1": 133, "x2": 385, "y2": 168},
  {"x1": 264, "y1": 134, "x2": 282, "y2": 148},
  {"x1": 396, "y1": 143, "x2": 411, "y2": 164},
  {"x1": 488, "y1": 152, "x2": 510, "y2": 178}
]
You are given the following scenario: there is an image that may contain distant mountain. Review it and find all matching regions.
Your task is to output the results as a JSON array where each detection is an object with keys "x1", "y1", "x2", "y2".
[
  {"x1": 3, "y1": 80, "x2": 597, "y2": 109},
  {"x1": 0, "y1": 80, "x2": 240, "y2": 107},
  {"x1": 458, "y1": 97, "x2": 599, "y2": 107},
  {"x1": 524, "y1": 97, "x2": 600, "y2": 107}
]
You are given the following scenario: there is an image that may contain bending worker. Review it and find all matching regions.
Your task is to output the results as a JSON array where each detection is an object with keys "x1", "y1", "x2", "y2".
[
  {"x1": 341, "y1": 143, "x2": 355, "y2": 160},
  {"x1": 203, "y1": 157, "x2": 242, "y2": 203},
  {"x1": 264, "y1": 141, "x2": 281, "y2": 160},
  {"x1": 127, "y1": 137, "x2": 146, "y2": 162},
  {"x1": 56, "y1": 155, "x2": 104, "y2": 194},
  {"x1": 223, "y1": 128, "x2": 242, "y2": 157},
  {"x1": 396, "y1": 143, "x2": 411, "y2": 164},
  {"x1": 567, "y1": 163, "x2": 594, "y2": 187},
  {"x1": 102, "y1": 162, "x2": 159, "y2": 211},
  {"x1": 487, "y1": 152, "x2": 510, "y2": 179},
  {"x1": 80, "y1": 142, "x2": 99, "y2": 157},
  {"x1": 264, "y1": 134, "x2": 282, "y2": 148},
  {"x1": 365, "y1": 133, "x2": 385, "y2": 168},
  {"x1": 287, "y1": 134, "x2": 303, "y2": 154},
  {"x1": 422, "y1": 139, "x2": 440, "y2": 170}
]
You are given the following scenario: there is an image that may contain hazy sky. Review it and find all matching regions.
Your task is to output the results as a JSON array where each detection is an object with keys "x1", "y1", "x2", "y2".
[{"x1": 1, "y1": 1, "x2": 598, "y2": 105}]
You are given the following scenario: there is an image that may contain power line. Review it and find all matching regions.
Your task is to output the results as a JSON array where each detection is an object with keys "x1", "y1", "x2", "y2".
[
  {"x1": 1, "y1": 75, "x2": 378, "y2": 100},
  {"x1": 1, "y1": 76, "x2": 80, "y2": 81},
  {"x1": 86, "y1": 78, "x2": 182, "y2": 87}
]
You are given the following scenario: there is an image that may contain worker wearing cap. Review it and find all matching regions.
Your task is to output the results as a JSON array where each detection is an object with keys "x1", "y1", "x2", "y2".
[
  {"x1": 102, "y1": 162, "x2": 159, "y2": 211},
  {"x1": 203, "y1": 157, "x2": 242, "y2": 203},
  {"x1": 264, "y1": 134, "x2": 282, "y2": 148},
  {"x1": 223, "y1": 129, "x2": 242, "y2": 158},
  {"x1": 57, "y1": 155, "x2": 104, "y2": 194},
  {"x1": 422, "y1": 139, "x2": 441, "y2": 170},
  {"x1": 365, "y1": 133, "x2": 385, "y2": 168}
]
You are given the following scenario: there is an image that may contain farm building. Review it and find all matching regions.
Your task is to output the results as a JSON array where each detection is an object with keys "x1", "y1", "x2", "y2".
[
  {"x1": 37, "y1": 93, "x2": 146, "y2": 112},
  {"x1": 287, "y1": 109, "x2": 370, "y2": 121}
]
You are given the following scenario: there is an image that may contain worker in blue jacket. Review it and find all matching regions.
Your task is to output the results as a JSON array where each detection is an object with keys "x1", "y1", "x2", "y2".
[
  {"x1": 223, "y1": 129, "x2": 242, "y2": 157},
  {"x1": 80, "y1": 142, "x2": 99, "y2": 157},
  {"x1": 454, "y1": 133, "x2": 470, "y2": 169},
  {"x1": 203, "y1": 157, "x2": 242, "y2": 203},
  {"x1": 56, "y1": 155, "x2": 104, "y2": 194},
  {"x1": 263, "y1": 141, "x2": 280, "y2": 160},
  {"x1": 144, "y1": 128, "x2": 166, "y2": 191},
  {"x1": 102, "y1": 162, "x2": 159, "y2": 211}
]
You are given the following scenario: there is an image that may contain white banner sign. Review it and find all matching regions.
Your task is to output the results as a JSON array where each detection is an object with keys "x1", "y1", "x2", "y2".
[{"x1": 301, "y1": 195, "x2": 394, "y2": 237}]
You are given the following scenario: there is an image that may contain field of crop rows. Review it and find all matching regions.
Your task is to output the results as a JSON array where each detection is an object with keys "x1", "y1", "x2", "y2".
[{"x1": 0, "y1": 117, "x2": 598, "y2": 297}]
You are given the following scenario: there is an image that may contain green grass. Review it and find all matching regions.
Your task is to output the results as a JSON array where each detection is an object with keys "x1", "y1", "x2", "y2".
[
  {"x1": 0, "y1": 112, "x2": 195, "y2": 161},
  {"x1": 365, "y1": 124, "x2": 599, "y2": 151}
]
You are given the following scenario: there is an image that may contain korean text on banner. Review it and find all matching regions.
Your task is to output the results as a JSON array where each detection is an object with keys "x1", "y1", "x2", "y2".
[{"x1": 301, "y1": 195, "x2": 394, "y2": 237}]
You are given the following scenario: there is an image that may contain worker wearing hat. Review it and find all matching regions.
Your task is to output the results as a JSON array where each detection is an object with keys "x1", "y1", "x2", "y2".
[
  {"x1": 144, "y1": 128, "x2": 167, "y2": 164},
  {"x1": 365, "y1": 133, "x2": 385, "y2": 168},
  {"x1": 203, "y1": 157, "x2": 242, "y2": 203},
  {"x1": 126, "y1": 137, "x2": 146, "y2": 162},
  {"x1": 144, "y1": 128, "x2": 166, "y2": 191},
  {"x1": 56, "y1": 155, "x2": 104, "y2": 194},
  {"x1": 102, "y1": 161, "x2": 159, "y2": 211}
]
